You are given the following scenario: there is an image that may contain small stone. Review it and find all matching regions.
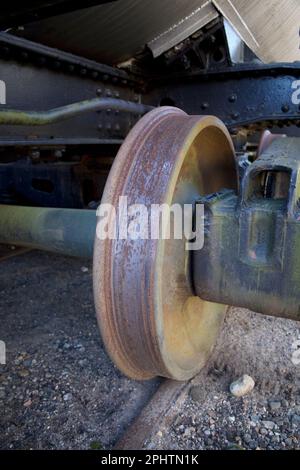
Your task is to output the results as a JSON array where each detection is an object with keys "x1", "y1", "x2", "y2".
[
  {"x1": 190, "y1": 385, "x2": 202, "y2": 402},
  {"x1": 261, "y1": 420, "x2": 276, "y2": 430},
  {"x1": 291, "y1": 414, "x2": 300, "y2": 426},
  {"x1": 156, "y1": 431, "x2": 163, "y2": 438},
  {"x1": 63, "y1": 393, "x2": 72, "y2": 401},
  {"x1": 183, "y1": 427, "x2": 195, "y2": 438},
  {"x1": 230, "y1": 375, "x2": 255, "y2": 397},
  {"x1": 18, "y1": 369, "x2": 29, "y2": 378},
  {"x1": 269, "y1": 401, "x2": 281, "y2": 411},
  {"x1": 24, "y1": 399, "x2": 32, "y2": 407},
  {"x1": 228, "y1": 416, "x2": 236, "y2": 423},
  {"x1": 248, "y1": 440, "x2": 258, "y2": 450}
]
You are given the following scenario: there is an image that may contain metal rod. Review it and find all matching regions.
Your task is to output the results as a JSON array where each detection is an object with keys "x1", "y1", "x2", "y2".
[
  {"x1": 0, "y1": 205, "x2": 96, "y2": 258},
  {"x1": 0, "y1": 98, "x2": 154, "y2": 126}
]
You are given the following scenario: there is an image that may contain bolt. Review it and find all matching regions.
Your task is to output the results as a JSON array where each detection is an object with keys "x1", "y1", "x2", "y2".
[
  {"x1": 105, "y1": 89, "x2": 112, "y2": 97},
  {"x1": 228, "y1": 94, "x2": 237, "y2": 103},
  {"x1": 231, "y1": 112, "x2": 240, "y2": 120},
  {"x1": 30, "y1": 150, "x2": 40, "y2": 160},
  {"x1": 114, "y1": 91, "x2": 120, "y2": 98},
  {"x1": 68, "y1": 64, "x2": 75, "y2": 73},
  {"x1": 103, "y1": 74, "x2": 109, "y2": 81},
  {"x1": 97, "y1": 124, "x2": 103, "y2": 131},
  {"x1": 54, "y1": 150, "x2": 63, "y2": 159},
  {"x1": 92, "y1": 71, "x2": 99, "y2": 79},
  {"x1": 96, "y1": 88, "x2": 103, "y2": 96},
  {"x1": 80, "y1": 68, "x2": 87, "y2": 76},
  {"x1": 106, "y1": 123, "x2": 112, "y2": 130},
  {"x1": 37, "y1": 56, "x2": 46, "y2": 66},
  {"x1": 115, "y1": 124, "x2": 121, "y2": 131},
  {"x1": 281, "y1": 104, "x2": 290, "y2": 113},
  {"x1": 201, "y1": 102, "x2": 209, "y2": 110}
]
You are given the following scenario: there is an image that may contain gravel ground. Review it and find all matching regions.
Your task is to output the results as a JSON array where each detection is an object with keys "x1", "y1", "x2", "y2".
[
  {"x1": 0, "y1": 248, "x2": 159, "y2": 450},
  {"x1": 146, "y1": 309, "x2": 300, "y2": 450},
  {"x1": 0, "y1": 247, "x2": 299, "y2": 450}
]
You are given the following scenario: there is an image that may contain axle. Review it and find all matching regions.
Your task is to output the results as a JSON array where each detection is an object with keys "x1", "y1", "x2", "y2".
[{"x1": 0, "y1": 205, "x2": 96, "y2": 258}]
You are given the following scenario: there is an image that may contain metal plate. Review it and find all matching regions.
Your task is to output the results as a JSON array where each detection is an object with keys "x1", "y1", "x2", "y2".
[
  {"x1": 213, "y1": 0, "x2": 300, "y2": 63},
  {"x1": 93, "y1": 107, "x2": 237, "y2": 380},
  {"x1": 12, "y1": 0, "x2": 217, "y2": 64}
]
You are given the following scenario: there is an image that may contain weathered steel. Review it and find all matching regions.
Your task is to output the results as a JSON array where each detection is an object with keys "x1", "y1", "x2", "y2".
[
  {"x1": 93, "y1": 106, "x2": 237, "y2": 381},
  {"x1": 147, "y1": 63, "x2": 300, "y2": 130},
  {"x1": 194, "y1": 135, "x2": 300, "y2": 321},
  {"x1": 0, "y1": 205, "x2": 96, "y2": 258},
  {"x1": 0, "y1": 98, "x2": 153, "y2": 126}
]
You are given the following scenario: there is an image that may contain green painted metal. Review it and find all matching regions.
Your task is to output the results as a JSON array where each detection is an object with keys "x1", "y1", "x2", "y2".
[
  {"x1": 194, "y1": 137, "x2": 300, "y2": 322},
  {"x1": 0, "y1": 205, "x2": 96, "y2": 257}
]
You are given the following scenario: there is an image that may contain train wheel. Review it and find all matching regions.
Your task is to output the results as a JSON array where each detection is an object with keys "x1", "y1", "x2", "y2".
[{"x1": 94, "y1": 107, "x2": 237, "y2": 380}]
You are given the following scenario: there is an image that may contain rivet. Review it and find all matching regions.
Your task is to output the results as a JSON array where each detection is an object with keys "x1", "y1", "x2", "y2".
[{"x1": 228, "y1": 94, "x2": 237, "y2": 103}]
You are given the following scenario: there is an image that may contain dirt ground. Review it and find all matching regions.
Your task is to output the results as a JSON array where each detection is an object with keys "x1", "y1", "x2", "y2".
[
  {"x1": 0, "y1": 248, "x2": 299, "y2": 450},
  {"x1": 145, "y1": 308, "x2": 300, "y2": 450},
  {"x1": 0, "y1": 248, "x2": 159, "y2": 450}
]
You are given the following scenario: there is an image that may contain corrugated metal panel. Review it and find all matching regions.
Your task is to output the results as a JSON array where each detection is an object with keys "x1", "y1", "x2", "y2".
[
  {"x1": 13, "y1": 0, "x2": 217, "y2": 64},
  {"x1": 213, "y1": 0, "x2": 300, "y2": 63}
]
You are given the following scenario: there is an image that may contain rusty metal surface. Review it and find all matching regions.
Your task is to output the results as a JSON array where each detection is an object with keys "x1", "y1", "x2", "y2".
[
  {"x1": 257, "y1": 130, "x2": 286, "y2": 157},
  {"x1": 93, "y1": 106, "x2": 237, "y2": 380},
  {"x1": 194, "y1": 135, "x2": 300, "y2": 321}
]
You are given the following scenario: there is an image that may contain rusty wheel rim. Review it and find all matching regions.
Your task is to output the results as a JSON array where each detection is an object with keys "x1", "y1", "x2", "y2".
[{"x1": 94, "y1": 107, "x2": 237, "y2": 380}]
